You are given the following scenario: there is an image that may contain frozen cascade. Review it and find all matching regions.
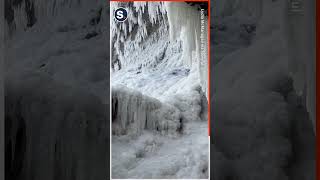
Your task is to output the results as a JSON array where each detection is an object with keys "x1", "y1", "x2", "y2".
[
  {"x1": 110, "y1": 2, "x2": 168, "y2": 63},
  {"x1": 5, "y1": 71, "x2": 108, "y2": 180},
  {"x1": 212, "y1": 0, "x2": 315, "y2": 179},
  {"x1": 213, "y1": 0, "x2": 262, "y2": 20},
  {"x1": 165, "y1": 2, "x2": 208, "y2": 97},
  {"x1": 111, "y1": 2, "x2": 209, "y2": 98},
  {"x1": 111, "y1": 2, "x2": 209, "y2": 178},
  {"x1": 112, "y1": 86, "x2": 181, "y2": 135},
  {"x1": 284, "y1": 0, "x2": 316, "y2": 133},
  {"x1": 258, "y1": 0, "x2": 315, "y2": 133},
  {"x1": 5, "y1": 1, "x2": 111, "y2": 179},
  {"x1": 212, "y1": 0, "x2": 315, "y2": 132},
  {"x1": 6, "y1": 0, "x2": 107, "y2": 37}
]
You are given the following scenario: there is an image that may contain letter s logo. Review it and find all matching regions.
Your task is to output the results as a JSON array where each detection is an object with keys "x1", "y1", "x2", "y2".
[
  {"x1": 115, "y1": 8, "x2": 128, "y2": 22},
  {"x1": 116, "y1": 11, "x2": 124, "y2": 19}
]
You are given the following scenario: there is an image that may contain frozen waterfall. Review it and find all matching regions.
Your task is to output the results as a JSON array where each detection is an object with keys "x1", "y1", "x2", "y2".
[{"x1": 112, "y1": 86, "x2": 181, "y2": 136}]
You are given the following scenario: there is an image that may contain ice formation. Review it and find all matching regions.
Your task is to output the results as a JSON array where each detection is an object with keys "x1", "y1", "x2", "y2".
[
  {"x1": 212, "y1": 0, "x2": 315, "y2": 179},
  {"x1": 5, "y1": 71, "x2": 109, "y2": 180},
  {"x1": 111, "y1": 2, "x2": 209, "y2": 179},
  {"x1": 5, "y1": 1, "x2": 110, "y2": 180},
  {"x1": 110, "y1": 2, "x2": 167, "y2": 63},
  {"x1": 111, "y1": 2, "x2": 209, "y2": 98},
  {"x1": 213, "y1": 0, "x2": 315, "y2": 132},
  {"x1": 5, "y1": 0, "x2": 108, "y2": 39},
  {"x1": 112, "y1": 85, "x2": 181, "y2": 135},
  {"x1": 284, "y1": 0, "x2": 316, "y2": 132},
  {"x1": 165, "y1": 2, "x2": 209, "y2": 97},
  {"x1": 213, "y1": 0, "x2": 262, "y2": 20}
]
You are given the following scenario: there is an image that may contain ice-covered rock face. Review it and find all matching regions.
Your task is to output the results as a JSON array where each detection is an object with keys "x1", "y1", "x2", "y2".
[
  {"x1": 5, "y1": 0, "x2": 109, "y2": 103},
  {"x1": 5, "y1": 2, "x2": 110, "y2": 180},
  {"x1": 5, "y1": 0, "x2": 108, "y2": 38},
  {"x1": 111, "y1": 2, "x2": 209, "y2": 98},
  {"x1": 212, "y1": 0, "x2": 315, "y2": 179},
  {"x1": 212, "y1": 0, "x2": 262, "y2": 20},
  {"x1": 111, "y1": 3, "x2": 209, "y2": 178},
  {"x1": 112, "y1": 85, "x2": 181, "y2": 136},
  {"x1": 284, "y1": 0, "x2": 316, "y2": 133},
  {"x1": 213, "y1": 0, "x2": 315, "y2": 133},
  {"x1": 5, "y1": 71, "x2": 109, "y2": 180}
]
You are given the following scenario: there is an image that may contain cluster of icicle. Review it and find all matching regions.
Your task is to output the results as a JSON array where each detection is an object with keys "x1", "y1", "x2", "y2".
[
  {"x1": 111, "y1": 2, "x2": 209, "y2": 97},
  {"x1": 284, "y1": 0, "x2": 316, "y2": 133},
  {"x1": 213, "y1": 0, "x2": 263, "y2": 20},
  {"x1": 214, "y1": 0, "x2": 316, "y2": 133},
  {"x1": 110, "y1": 2, "x2": 167, "y2": 60},
  {"x1": 165, "y1": 2, "x2": 208, "y2": 97},
  {"x1": 112, "y1": 85, "x2": 181, "y2": 136},
  {"x1": 6, "y1": 0, "x2": 104, "y2": 33}
]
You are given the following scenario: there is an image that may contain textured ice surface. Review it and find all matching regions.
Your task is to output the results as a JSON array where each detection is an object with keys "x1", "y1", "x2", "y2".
[
  {"x1": 112, "y1": 85, "x2": 181, "y2": 136},
  {"x1": 112, "y1": 121, "x2": 208, "y2": 179},
  {"x1": 5, "y1": 1, "x2": 110, "y2": 180},
  {"x1": 211, "y1": 0, "x2": 315, "y2": 179},
  {"x1": 111, "y1": 2, "x2": 209, "y2": 179},
  {"x1": 5, "y1": 71, "x2": 109, "y2": 180}
]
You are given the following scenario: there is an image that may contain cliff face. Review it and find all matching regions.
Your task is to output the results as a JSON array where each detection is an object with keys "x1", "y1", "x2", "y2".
[
  {"x1": 284, "y1": 0, "x2": 316, "y2": 133},
  {"x1": 112, "y1": 85, "x2": 181, "y2": 136},
  {"x1": 211, "y1": 0, "x2": 315, "y2": 179},
  {"x1": 110, "y1": 2, "x2": 209, "y2": 178},
  {"x1": 111, "y1": 2, "x2": 209, "y2": 99},
  {"x1": 5, "y1": 1, "x2": 110, "y2": 180},
  {"x1": 212, "y1": 0, "x2": 315, "y2": 133},
  {"x1": 5, "y1": 72, "x2": 109, "y2": 180}
]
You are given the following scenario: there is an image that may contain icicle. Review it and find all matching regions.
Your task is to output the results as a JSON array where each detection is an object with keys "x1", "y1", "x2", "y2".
[
  {"x1": 164, "y1": 2, "x2": 208, "y2": 97},
  {"x1": 13, "y1": 1, "x2": 28, "y2": 32},
  {"x1": 112, "y1": 86, "x2": 181, "y2": 135},
  {"x1": 111, "y1": 2, "x2": 168, "y2": 69},
  {"x1": 284, "y1": 0, "x2": 316, "y2": 133}
]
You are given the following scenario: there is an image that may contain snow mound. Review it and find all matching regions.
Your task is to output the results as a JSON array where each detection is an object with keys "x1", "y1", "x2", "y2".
[{"x1": 112, "y1": 121, "x2": 208, "y2": 179}]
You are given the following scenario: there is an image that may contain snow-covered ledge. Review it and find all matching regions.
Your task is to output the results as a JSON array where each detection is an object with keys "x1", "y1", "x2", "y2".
[{"x1": 112, "y1": 85, "x2": 182, "y2": 136}]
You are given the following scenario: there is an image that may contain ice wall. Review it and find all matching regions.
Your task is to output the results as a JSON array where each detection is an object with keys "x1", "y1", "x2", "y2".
[
  {"x1": 110, "y1": 2, "x2": 167, "y2": 63},
  {"x1": 213, "y1": 0, "x2": 316, "y2": 132},
  {"x1": 165, "y1": 2, "x2": 209, "y2": 98},
  {"x1": 213, "y1": 0, "x2": 262, "y2": 20},
  {"x1": 211, "y1": 0, "x2": 315, "y2": 178},
  {"x1": 112, "y1": 85, "x2": 181, "y2": 135},
  {"x1": 284, "y1": 0, "x2": 316, "y2": 133},
  {"x1": 111, "y1": 2, "x2": 209, "y2": 98},
  {"x1": 5, "y1": 71, "x2": 109, "y2": 180},
  {"x1": 5, "y1": 0, "x2": 107, "y2": 36}
]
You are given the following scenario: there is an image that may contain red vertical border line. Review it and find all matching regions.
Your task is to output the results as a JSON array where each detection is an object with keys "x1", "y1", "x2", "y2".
[
  {"x1": 208, "y1": 0, "x2": 211, "y2": 137},
  {"x1": 317, "y1": 0, "x2": 320, "y2": 178}
]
